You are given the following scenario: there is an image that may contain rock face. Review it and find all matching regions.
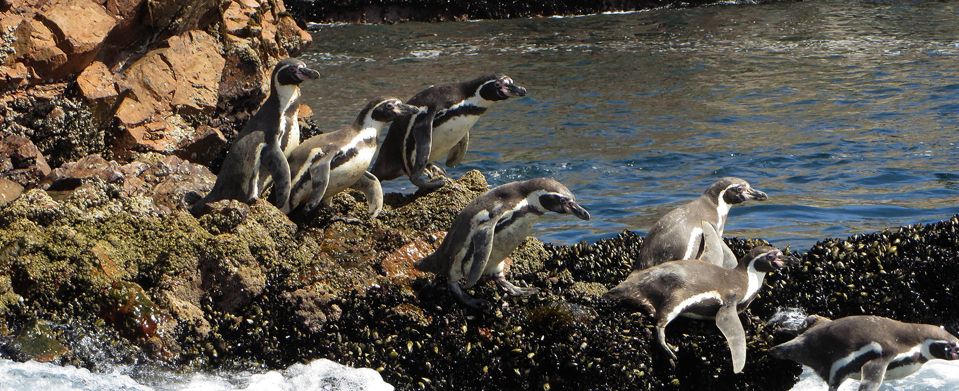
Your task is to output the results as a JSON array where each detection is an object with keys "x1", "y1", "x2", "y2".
[
  {"x1": 0, "y1": 168, "x2": 956, "y2": 390},
  {"x1": 0, "y1": 0, "x2": 312, "y2": 168}
]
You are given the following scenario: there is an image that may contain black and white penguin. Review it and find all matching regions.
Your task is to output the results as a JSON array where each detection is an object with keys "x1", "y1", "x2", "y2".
[
  {"x1": 371, "y1": 74, "x2": 527, "y2": 190},
  {"x1": 190, "y1": 58, "x2": 319, "y2": 214},
  {"x1": 415, "y1": 178, "x2": 589, "y2": 308},
  {"x1": 284, "y1": 97, "x2": 421, "y2": 219},
  {"x1": 606, "y1": 238, "x2": 795, "y2": 373},
  {"x1": 769, "y1": 315, "x2": 959, "y2": 391},
  {"x1": 634, "y1": 177, "x2": 768, "y2": 270}
]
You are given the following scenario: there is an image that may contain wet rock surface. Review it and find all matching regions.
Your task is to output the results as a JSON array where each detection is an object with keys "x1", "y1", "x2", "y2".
[{"x1": 0, "y1": 168, "x2": 956, "y2": 390}]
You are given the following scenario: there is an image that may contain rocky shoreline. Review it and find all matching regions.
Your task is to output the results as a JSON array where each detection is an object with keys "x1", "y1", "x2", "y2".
[
  {"x1": 2, "y1": 1, "x2": 957, "y2": 390},
  {"x1": 0, "y1": 159, "x2": 957, "y2": 389}
]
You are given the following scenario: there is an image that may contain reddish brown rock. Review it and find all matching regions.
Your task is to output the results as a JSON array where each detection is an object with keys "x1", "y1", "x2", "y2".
[
  {"x1": 44, "y1": 154, "x2": 124, "y2": 191},
  {"x1": 137, "y1": 155, "x2": 215, "y2": 213},
  {"x1": 0, "y1": 133, "x2": 51, "y2": 188},
  {"x1": 0, "y1": 62, "x2": 34, "y2": 89},
  {"x1": 76, "y1": 61, "x2": 118, "y2": 103},
  {"x1": 163, "y1": 30, "x2": 225, "y2": 114},
  {"x1": 175, "y1": 125, "x2": 227, "y2": 165},
  {"x1": 14, "y1": 19, "x2": 67, "y2": 77},
  {"x1": 119, "y1": 52, "x2": 175, "y2": 125},
  {"x1": 381, "y1": 231, "x2": 446, "y2": 283},
  {"x1": 33, "y1": 0, "x2": 117, "y2": 76}
]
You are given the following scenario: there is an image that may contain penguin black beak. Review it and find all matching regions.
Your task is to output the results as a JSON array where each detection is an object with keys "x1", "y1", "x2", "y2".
[
  {"x1": 566, "y1": 201, "x2": 590, "y2": 220},
  {"x1": 507, "y1": 84, "x2": 528, "y2": 97},
  {"x1": 397, "y1": 104, "x2": 422, "y2": 116},
  {"x1": 747, "y1": 188, "x2": 768, "y2": 201},
  {"x1": 296, "y1": 66, "x2": 320, "y2": 81}
]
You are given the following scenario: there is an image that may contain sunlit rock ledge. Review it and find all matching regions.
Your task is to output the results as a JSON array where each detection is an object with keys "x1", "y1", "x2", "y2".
[{"x1": 0, "y1": 164, "x2": 955, "y2": 390}]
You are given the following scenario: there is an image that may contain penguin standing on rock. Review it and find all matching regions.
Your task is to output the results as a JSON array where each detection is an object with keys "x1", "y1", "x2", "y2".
[
  {"x1": 770, "y1": 315, "x2": 959, "y2": 391},
  {"x1": 606, "y1": 232, "x2": 796, "y2": 373},
  {"x1": 190, "y1": 59, "x2": 319, "y2": 215},
  {"x1": 284, "y1": 97, "x2": 422, "y2": 220},
  {"x1": 635, "y1": 177, "x2": 768, "y2": 270},
  {"x1": 416, "y1": 178, "x2": 590, "y2": 308},
  {"x1": 372, "y1": 74, "x2": 527, "y2": 190}
]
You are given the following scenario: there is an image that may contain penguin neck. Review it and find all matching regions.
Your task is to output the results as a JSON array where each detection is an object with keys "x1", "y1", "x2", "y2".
[
  {"x1": 353, "y1": 115, "x2": 387, "y2": 139},
  {"x1": 461, "y1": 93, "x2": 494, "y2": 110},
  {"x1": 738, "y1": 257, "x2": 766, "y2": 303},
  {"x1": 708, "y1": 189, "x2": 733, "y2": 232},
  {"x1": 273, "y1": 83, "x2": 301, "y2": 116}
]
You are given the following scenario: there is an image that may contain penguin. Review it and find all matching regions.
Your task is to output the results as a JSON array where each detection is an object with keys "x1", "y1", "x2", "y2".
[
  {"x1": 415, "y1": 178, "x2": 590, "y2": 308},
  {"x1": 284, "y1": 97, "x2": 422, "y2": 219},
  {"x1": 634, "y1": 177, "x2": 768, "y2": 270},
  {"x1": 605, "y1": 231, "x2": 795, "y2": 373},
  {"x1": 769, "y1": 315, "x2": 959, "y2": 391},
  {"x1": 371, "y1": 74, "x2": 527, "y2": 190},
  {"x1": 190, "y1": 58, "x2": 319, "y2": 214}
]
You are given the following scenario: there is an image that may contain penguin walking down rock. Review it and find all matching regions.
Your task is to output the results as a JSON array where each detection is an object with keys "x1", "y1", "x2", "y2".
[
  {"x1": 284, "y1": 97, "x2": 422, "y2": 220},
  {"x1": 416, "y1": 178, "x2": 590, "y2": 308},
  {"x1": 371, "y1": 74, "x2": 527, "y2": 190},
  {"x1": 770, "y1": 315, "x2": 959, "y2": 391},
  {"x1": 606, "y1": 229, "x2": 796, "y2": 373},
  {"x1": 190, "y1": 59, "x2": 319, "y2": 214},
  {"x1": 635, "y1": 177, "x2": 768, "y2": 270}
]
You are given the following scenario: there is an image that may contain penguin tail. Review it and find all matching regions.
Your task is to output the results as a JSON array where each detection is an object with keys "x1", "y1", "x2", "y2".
[{"x1": 414, "y1": 253, "x2": 439, "y2": 273}]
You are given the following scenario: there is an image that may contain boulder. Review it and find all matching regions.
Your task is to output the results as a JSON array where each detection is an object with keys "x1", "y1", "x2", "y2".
[
  {"x1": 38, "y1": 0, "x2": 117, "y2": 75},
  {"x1": 43, "y1": 154, "x2": 124, "y2": 191},
  {"x1": 163, "y1": 30, "x2": 225, "y2": 114},
  {"x1": 0, "y1": 177, "x2": 24, "y2": 206},
  {"x1": 175, "y1": 124, "x2": 227, "y2": 165},
  {"x1": 76, "y1": 61, "x2": 118, "y2": 103},
  {"x1": 0, "y1": 133, "x2": 51, "y2": 188},
  {"x1": 13, "y1": 19, "x2": 67, "y2": 77}
]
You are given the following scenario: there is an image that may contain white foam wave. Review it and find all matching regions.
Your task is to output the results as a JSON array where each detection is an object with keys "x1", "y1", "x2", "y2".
[
  {"x1": 791, "y1": 360, "x2": 959, "y2": 391},
  {"x1": 0, "y1": 359, "x2": 393, "y2": 391}
]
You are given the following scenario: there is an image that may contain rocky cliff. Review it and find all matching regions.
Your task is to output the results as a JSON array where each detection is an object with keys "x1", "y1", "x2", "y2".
[{"x1": 0, "y1": 0, "x2": 311, "y2": 180}]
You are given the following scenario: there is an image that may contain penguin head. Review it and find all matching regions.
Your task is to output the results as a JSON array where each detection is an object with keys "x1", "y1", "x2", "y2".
[
  {"x1": 526, "y1": 178, "x2": 590, "y2": 220},
  {"x1": 370, "y1": 97, "x2": 422, "y2": 122},
  {"x1": 356, "y1": 97, "x2": 421, "y2": 128},
  {"x1": 743, "y1": 246, "x2": 796, "y2": 272},
  {"x1": 705, "y1": 177, "x2": 768, "y2": 205},
  {"x1": 273, "y1": 58, "x2": 320, "y2": 86},
  {"x1": 474, "y1": 74, "x2": 527, "y2": 102},
  {"x1": 927, "y1": 340, "x2": 959, "y2": 360}
]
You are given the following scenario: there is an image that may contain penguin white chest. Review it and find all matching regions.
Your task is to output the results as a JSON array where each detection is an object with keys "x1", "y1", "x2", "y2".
[
  {"x1": 326, "y1": 145, "x2": 376, "y2": 196},
  {"x1": 429, "y1": 115, "x2": 480, "y2": 160}
]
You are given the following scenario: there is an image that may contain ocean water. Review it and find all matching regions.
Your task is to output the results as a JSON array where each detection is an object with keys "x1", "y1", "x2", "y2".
[
  {"x1": 299, "y1": 0, "x2": 959, "y2": 251},
  {"x1": 0, "y1": 359, "x2": 393, "y2": 391}
]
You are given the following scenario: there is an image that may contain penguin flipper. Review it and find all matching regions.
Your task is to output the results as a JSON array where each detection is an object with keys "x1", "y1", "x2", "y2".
[
  {"x1": 698, "y1": 220, "x2": 727, "y2": 267},
  {"x1": 409, "y1": 108, "x2": 448, "y2": 189},
  {"x1": 351, "y1": 171, "x2": 384, "y2": 218},
  {"x1": 720, "y1": 241, "x2": 737, "y2": 269},
  {"x1": 302, "y1": 156, "x2": 333, "y2": 214},
  {"x1": 715, "y1": 302, "x2": 747, "y2": 373},
  {"x1": 446, "y1": 132, "x2": 469, "y2": 168},
  {"x1": 464, "y1": 224, "x2": 495, "y2": 289},
  {"x1": 263, "y1": 145, "x2": 292, "y2": 209},
  {"x1": 856, "y1": 358, "x2": 888, "y2": 391}
]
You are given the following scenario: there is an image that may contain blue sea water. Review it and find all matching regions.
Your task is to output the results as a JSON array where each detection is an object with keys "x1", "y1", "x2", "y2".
[{"x1": 300, "y1": 0, "x2": 959, "y2": 251}]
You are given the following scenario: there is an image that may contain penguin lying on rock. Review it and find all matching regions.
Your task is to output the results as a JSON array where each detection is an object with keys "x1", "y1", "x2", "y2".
[
  {"x1": 606, "y1": 225, "x2": 796, "y2": 373},
  {"x1": 634, "y1": 177, "x2": 768, "y2": 270},
  {"x1": 190, "y1": 59, "x2": 319, "y2": 215},
  {"x1": 770, "y1": 315, "x2": 959, "y2": 391},
  {"x1": 416, "y1": 178, "x2": 589, "y2": 308},
  {"x1": 284, "y1": 97, "x2": 422, "y2": 220},
  {"x1": 372, "y1": 74, "x2": 527, "y2": 190}
]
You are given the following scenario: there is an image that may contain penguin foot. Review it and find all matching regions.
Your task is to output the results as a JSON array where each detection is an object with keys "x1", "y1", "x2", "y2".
[
  {"x1": 423, "y1": 163, "x2": 449, "y2": 178},
  {"x1": 330, "y1": 216, "x2": 365, "y2": 225},
  {"x1": 495, "y1": 277, "x2": 539, "y2": 297},
  {"x1": 450, "y1": 282, "x2": 490, "y2": 309},
  {"x1": 411, "y1": 172, "x2": 451, "y2": 190}
]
